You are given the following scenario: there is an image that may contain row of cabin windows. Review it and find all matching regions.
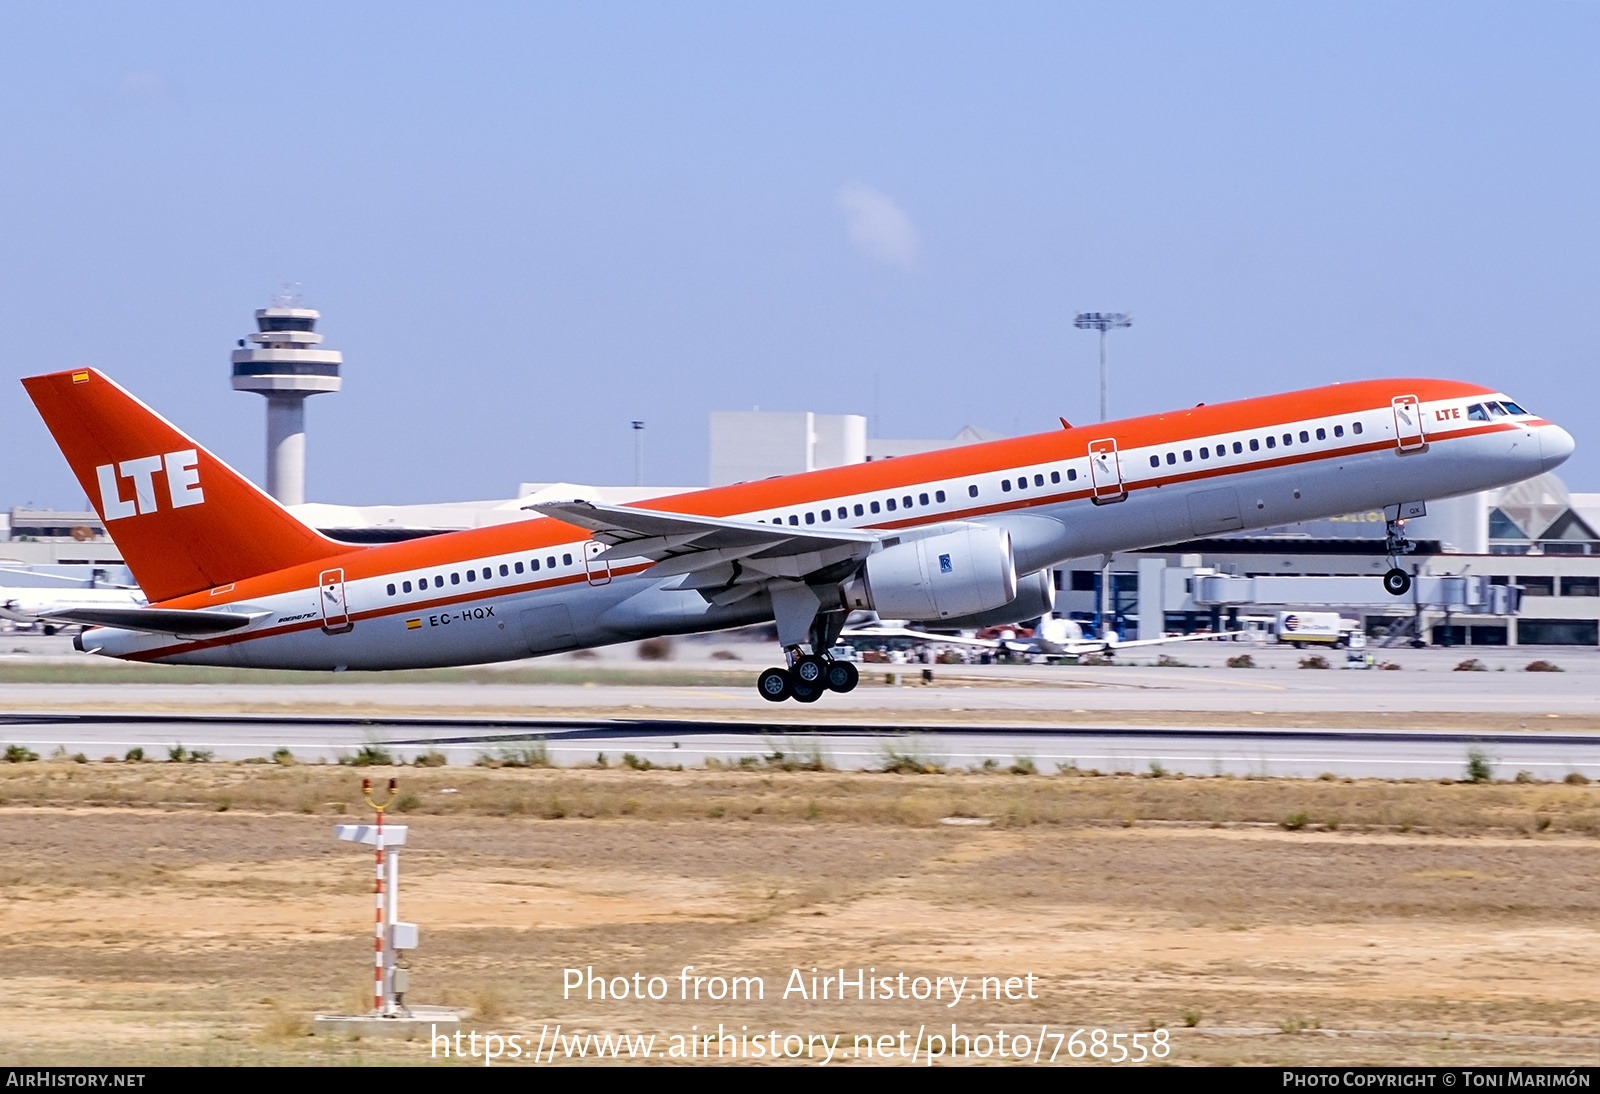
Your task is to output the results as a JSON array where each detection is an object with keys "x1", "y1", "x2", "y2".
[
  {"x1": 765, "y1": 489, "x2": 950, "y2": 526},
  {"x1": 762, "y1": 468, "x2": 1081, "y2": 523},
  {"x1": 385, "y1": 551, "x2": 576, "y2": 596},
  {"x1": 1147, "y1": 421, "x2": 1364, "y2": 469},
  {"x1": 1001, "y1": 470, "x2": 1070, "y2": 493}
]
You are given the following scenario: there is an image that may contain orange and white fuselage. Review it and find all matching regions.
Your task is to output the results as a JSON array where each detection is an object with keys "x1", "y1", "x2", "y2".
[{"x1": 23, "y1": 370, "x2": 1573, "y2": 672}]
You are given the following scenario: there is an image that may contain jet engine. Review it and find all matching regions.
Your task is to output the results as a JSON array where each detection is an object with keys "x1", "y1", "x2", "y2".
[
  {"x1": 843, "y1": 525, "x2": 1017, "y2": 620},
  {"x1": 916, "y1": 567, "x2": 1055, "y2": 629}
]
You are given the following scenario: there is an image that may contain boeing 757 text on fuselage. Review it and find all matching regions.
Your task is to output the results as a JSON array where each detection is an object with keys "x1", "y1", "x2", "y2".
[{"x1": 23, "y1": 369, "x2": 1573, "y2": 702}]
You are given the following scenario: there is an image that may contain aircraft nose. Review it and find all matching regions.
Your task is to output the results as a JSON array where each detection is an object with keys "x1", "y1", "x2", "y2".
[{"x1": 1541, "y1": 424, "x2": 1576, "y2": 472}]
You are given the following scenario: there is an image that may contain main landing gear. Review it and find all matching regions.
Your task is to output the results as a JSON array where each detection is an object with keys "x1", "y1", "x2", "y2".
[
  {"x1": 1383, "y1": 516, "x2": 1415, "y2": 597},
  {"x1": 757, "y1": 653, "x2": 859, "y2": 703}
]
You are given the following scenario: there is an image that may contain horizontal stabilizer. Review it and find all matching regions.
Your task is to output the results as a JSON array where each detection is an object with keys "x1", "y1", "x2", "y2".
[{"x1": 39, "y1": 607, "x2": 263, "y2": 635}]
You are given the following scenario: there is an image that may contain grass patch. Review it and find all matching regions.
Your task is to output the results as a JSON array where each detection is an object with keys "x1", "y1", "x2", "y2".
[
  {"x1": 1466, "y1": 747, "x2": 1493, "y2": 785},
  {"x1": 1225, "y1": 654, "x2": 1256, "y2": 669}
]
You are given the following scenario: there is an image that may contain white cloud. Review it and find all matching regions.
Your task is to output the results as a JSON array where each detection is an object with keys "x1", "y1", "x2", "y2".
[{"x1": 835, "y1": 182, "x2": 920, "y2": 270}]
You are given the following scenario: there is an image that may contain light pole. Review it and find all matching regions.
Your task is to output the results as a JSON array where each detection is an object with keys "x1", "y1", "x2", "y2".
[
  {"x1": 1073, "y1": 311, "x2": 1132, "y2": 423},
  {"x1": 631, "y1": 421, "x2": 645, "y2": 486},
  {"x1": 1074, "y1": 311, "x2": 1131, "y2": 639}
]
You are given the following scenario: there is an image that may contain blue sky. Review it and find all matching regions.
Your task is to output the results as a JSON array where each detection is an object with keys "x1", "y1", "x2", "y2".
[{"x1": 3, "y1": 2, "x2": 1597, "y2": 506}]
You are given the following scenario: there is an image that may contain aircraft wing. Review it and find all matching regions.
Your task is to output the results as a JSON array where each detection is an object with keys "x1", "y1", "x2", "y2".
[
  {"x1": 526, "y1": 499, "x2": 878, "y2": 579},
  {"x1": 841, "y1": 625, "x2": 1001, "y2": 649},
  {"x1": 37, "y1": 607, "x2": 268, "y2": 636}
]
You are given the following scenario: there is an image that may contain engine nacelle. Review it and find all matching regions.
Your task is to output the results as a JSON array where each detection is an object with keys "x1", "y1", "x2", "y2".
[
  {"x1": 845, "y1": 525, "x2": 1017, "y2": 620},
  {"x1": 918, "y1": 568, "x2": 1055, "y2": 629}
]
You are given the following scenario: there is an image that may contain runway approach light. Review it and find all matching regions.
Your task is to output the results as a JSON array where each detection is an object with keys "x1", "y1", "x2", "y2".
[{"x1": 231, "y1": 287, "x2": 342, "y2": 505}]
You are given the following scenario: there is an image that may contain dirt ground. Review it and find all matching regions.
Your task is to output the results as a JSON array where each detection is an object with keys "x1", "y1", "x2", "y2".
[{"x1": 2, "y1": 764, "x2": 1599, "y2": 1067}]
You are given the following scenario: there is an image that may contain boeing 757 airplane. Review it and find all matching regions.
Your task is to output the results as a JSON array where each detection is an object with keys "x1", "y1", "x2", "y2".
[{"x1": 23, "y1": 369, "x2": 1572, "y2": 702}]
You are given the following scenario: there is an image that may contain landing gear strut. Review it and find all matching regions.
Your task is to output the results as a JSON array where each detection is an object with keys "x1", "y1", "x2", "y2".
[{"x1": 1383, "y1": 518, "x2": 1416, "y2": 597}]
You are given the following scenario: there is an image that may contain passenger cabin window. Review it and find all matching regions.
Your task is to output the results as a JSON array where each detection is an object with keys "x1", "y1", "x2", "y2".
[
  {"x1": 1299, "y1": 431, "x2": 1309, "y2": 443},
  {"x1": 788, "y1": 516, "x2": 798, "y2": 526},
  {"x1": 514, "y1": 562, "x2": 524, "y2": 574},
  {"x1": 903, "y1": 495, "x2": 913, "y2": 507},
  {"x1": 451, "y1": 573, "x2": 460, "y2": 584},
  {"x1": 531, "y1": 558, "x2": 540, "y2": 571},
  {"x1": 838, "y1": 507, "x2": 847, "y2": 519},
  {"x1": 386, "y1": 583, "x2": 396, "y2": 596},
  {"x1": 854, "y1": 503, "x2": 865, "y2": 516},
  {"x1": 1315, "y1": 428, "x2": 1326, "y2": 440},
  {"x1": 920, "y1": 492, "x2": 930, "y2": 505},
  {"x1": 499, "y1": 564, "x2": 509, "y2": 577},
  {"x1": 1236, "y1": 441, "x2": 1246, "y2": 453},
  {"x1": 886, "y1": 498, "x2": 897, "y2": 510},
  {"x1": 1149, "y1": 455, "x2": 1160, "y2": 468},
  {"x1": 967, "y1": 486, "x2": 978, "y2": 498},
  {"x1": 466, "y1": 570, "x2": 475, "y2": 582},
  {"x1": 1166, "y1": 452, "x2": 1176, "y2": 465},
  {"x1": 1050, "y1": 472, "x2": 1060, "y2": 484},
  {"x1": 403, "y1": 580, "x2": 412, "y2": 593},
  {"x1": 1183, "y1": 450, "x2": 1193, "y2": 462},
  {"x1": 1265, "y1": 436, "x2": 1276, "y2": 449},
  {"x1": 1032, "y1": 475, "x2": 1043, "y2": 487},
  {"x1": 805, "y1": 512, "x2": 815, "y2": 524},
  {"x1": 820, "y1": 509, "x2": 831, "y2": 522},
  {"x1": 546, "y1": 556, "x2": 556, "y2": 568},
  {"x1": 562, "y1": 553, "x2": 572, "y2": 565},
  {"x1": 1352, "y1": 422, "x2": 1363, "y2": 434},
  {"x1": 935, "y1": 490, "x2": 946, "y2": 502},
  {"x1": 1282, "y1": 433, "x2": 1292, "y2": 446},
  {"x1": 1199, "y1": 447, "x2": 1209, "y2": 459},
  {"x1": 1333, "y1": 425, "x2": 1344, "y2": 438},
  {"x1": 1001, "y1": 480, "x2": 1012, "y2": 492},
  {"x1": 1067, "y1": 469, "x2": 1077, "y2": 480},
  {"x1": 871, "y1": 501, "x2": 881, "y2": 513},
  {"x1": 482, "y1": 568, "x2": 491, "y2": 579}
]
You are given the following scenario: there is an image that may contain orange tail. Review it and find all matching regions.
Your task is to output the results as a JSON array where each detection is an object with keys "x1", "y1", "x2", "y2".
[{"x1": 22, "y1": 368, "x2": 360, "y2": 602}]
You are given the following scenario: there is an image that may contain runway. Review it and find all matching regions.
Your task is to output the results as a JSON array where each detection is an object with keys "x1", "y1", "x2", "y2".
[{"x1": 5, "y1": 709, "x2": 1599, "y2": 780}]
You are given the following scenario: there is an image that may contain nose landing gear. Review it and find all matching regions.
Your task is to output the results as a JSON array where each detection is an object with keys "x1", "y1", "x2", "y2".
[{"x1": 1383, "y1": 516, "x2": 1417, "y2": 597}]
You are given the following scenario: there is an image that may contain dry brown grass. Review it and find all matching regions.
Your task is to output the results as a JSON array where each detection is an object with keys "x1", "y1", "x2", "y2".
[
  {"x1": 6, "y1": 765, "x2": 1600, "y2": 1066},
  {"x1": 3, "y1": 760, "x2": 1599, "y2": 837}
]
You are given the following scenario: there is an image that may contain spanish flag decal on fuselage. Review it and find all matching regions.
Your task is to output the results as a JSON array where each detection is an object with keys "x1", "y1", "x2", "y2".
[{"x1": 406, "y1": 618, "x2": 421, "y2": 630}]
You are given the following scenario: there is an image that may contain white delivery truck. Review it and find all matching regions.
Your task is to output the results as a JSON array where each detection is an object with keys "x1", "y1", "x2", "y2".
[{"x1": 1274, "y1": 611, "x2": 1360, "y2": 648}]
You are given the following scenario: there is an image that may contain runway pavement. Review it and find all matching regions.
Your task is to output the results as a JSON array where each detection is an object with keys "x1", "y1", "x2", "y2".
[
  {"x1": 2, "y1": 634, "x2": 1597, "y2": 778},
  {"x1": 4, "y1": 709, "x2": 1599, "y2": 780}
]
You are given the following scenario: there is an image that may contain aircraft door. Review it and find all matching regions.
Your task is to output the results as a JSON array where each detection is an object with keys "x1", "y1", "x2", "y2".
[
  {"x1": 318, "y1": 568, "x2": 353, "y2": 634},
  {"x1": 1087, "y1": 439, "x2": 1126, "y2": 503},
  {"x1": 584, "y1": 540, "x2": 612, "y2": 586},
  {"x1": 1392, "y1": 395, "x2": 1426, "y2": 451}
]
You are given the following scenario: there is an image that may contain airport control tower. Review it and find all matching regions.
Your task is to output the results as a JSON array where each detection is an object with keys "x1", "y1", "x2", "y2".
[{"x1": 230, "y1": 292, "x2": 342, "y2": 506}]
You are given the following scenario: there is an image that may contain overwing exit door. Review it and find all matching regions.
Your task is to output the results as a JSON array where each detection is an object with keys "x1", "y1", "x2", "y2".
[
  {"x1": 1088, "y1": 439, "x2": 1126, "y2": 503},
  {"x1": 319, "y1": 568, "x2": 353, "y2": 633},
  {"x1": 1392, "y1": 395, "x2": 1426, "y2": 451},
  {"x1": 584, "y1": 541, "x2": 612, "y2": 586}
]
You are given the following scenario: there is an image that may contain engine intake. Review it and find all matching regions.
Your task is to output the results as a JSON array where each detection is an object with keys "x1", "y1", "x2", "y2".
[{"x1": 845, "y1": 525, "x2": 1017, "y2": 620}]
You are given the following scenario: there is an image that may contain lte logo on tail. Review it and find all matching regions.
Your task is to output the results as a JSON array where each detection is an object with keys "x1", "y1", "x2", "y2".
[{"x1": 96, "y1": 450, "x2": 204, "y2": 520}]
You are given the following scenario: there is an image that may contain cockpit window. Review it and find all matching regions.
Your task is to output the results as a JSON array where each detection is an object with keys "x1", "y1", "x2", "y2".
[
  {"x1": 1485, "y1": 402, "x2": 1507, "y2": 417},
  {"x1": 1467, "y1": 403, "x2": 1489, "y2": 422},
  {"x1": 1500, "y1": 400, "x2": 1529, "y2": 415}
]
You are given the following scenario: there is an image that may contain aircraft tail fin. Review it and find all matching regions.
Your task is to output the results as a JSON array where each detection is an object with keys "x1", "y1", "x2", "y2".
[{"x1": 22, "y1": 369, "x2": 360, "y2": 602}]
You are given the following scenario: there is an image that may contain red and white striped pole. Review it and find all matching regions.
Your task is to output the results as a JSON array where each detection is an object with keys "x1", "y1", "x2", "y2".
[{"x1": 362, "y1": 777, "x2": 397, "y2": 1014}]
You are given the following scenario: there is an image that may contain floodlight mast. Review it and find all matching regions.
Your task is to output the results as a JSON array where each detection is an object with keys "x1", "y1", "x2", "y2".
[
  {"x1": 631, "y1": 421, "x2": 645, "y2": 487},
  {"x1": 1073, "y1": 311, "x2": 1131, "y2": 640},
  {"x1": 1073, "y1": 311, "x2": 1132, "y2": 423}
]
